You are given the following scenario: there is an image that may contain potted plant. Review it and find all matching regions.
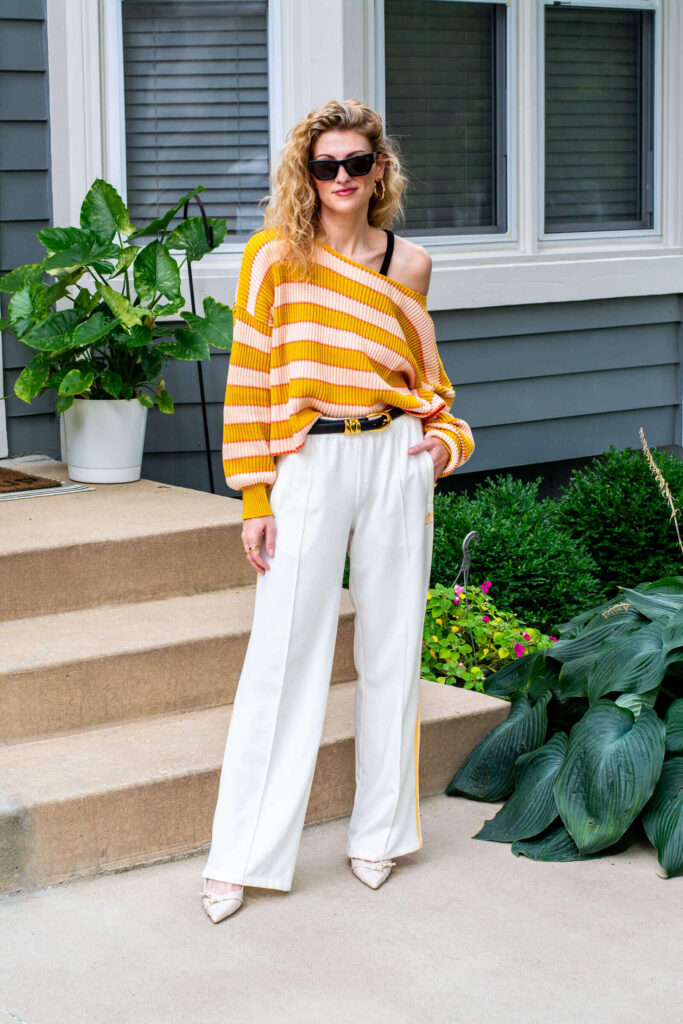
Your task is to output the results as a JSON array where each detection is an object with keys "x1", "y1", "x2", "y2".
[{"x1": 0, "y1": 179, "x2": 232, "y2": 482}]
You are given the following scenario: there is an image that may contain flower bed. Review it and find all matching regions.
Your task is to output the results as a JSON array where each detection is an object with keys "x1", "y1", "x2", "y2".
[{"x1": 421, "y1": 580, "x2": 557, "y2": 692}]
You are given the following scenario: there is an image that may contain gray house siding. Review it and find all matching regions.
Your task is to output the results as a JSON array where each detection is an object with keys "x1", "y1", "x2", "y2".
[
  {"x1": 139, "y1": 292, "x2": 682, "y2": 500},
  {"x1": 0, "y1": 0, "x2": 59, "y2": 459},
  {"x1": 0, "y1": 2, "x2": 679, "y2": 490}
]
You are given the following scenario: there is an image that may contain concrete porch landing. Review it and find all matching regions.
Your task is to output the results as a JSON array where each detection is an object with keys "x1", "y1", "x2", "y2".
[{"x1": 0, "y1": 792, "x2": 677, "y2": 1024}]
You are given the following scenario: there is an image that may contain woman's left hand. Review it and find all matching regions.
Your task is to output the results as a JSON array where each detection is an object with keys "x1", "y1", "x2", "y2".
[{"x1": 408, "y1": 438, "x2": 450, "y2": 482}]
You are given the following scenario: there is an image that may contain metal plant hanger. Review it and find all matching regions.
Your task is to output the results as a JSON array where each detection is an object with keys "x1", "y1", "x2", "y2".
[
  {"x1": 452, "y1": 530, "x2": 481, "y2": 664},
  {"x1": 181, "y1": 194, "x2": 215, "y2": 493}
]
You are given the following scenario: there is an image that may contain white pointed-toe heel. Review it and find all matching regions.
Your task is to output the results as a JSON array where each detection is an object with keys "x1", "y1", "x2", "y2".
[
  {"x1": 350, "y1": 858, "x2": 397, "y2": 889},
  {"x1": 200, "y1": 885, "x2": 244, "y2": 923}
]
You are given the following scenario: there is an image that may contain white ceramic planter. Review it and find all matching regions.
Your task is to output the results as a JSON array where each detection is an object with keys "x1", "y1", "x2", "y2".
[{"x1": 61, "y1": 397, "x2": 149, "y2": 483}]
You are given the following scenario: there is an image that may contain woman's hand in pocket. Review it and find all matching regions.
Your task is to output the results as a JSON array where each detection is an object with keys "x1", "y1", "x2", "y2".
[
  {"x1": 242, "y1": 515, "x2": 276, "y2": 574},
  {"x1": 408, "y1": 437, "x2": 449, "y2": 482}
]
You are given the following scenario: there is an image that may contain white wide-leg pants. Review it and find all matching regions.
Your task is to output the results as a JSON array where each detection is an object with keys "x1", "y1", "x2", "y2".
[{"x1": 202, "y1": 409, "x2": 435, "y2": 891}]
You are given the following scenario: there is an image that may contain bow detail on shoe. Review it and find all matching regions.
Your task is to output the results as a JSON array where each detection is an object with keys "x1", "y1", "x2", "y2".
[
  {"x1": 351, "y1": 859, "x2": 396, "y2": 872},
  {"x1": 199, "y1": 888, "x2": 243, "y2": 905}
]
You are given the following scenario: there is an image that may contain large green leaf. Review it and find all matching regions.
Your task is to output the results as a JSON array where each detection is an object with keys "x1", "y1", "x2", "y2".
[
  {"x1": 58, "y1": 367, "x2": 95, "y2": 396},
  {"x1": 664, "y1": 700, "x2": 683, "y2": 754},
  {"x1": 618, "y1": 584, "x2": 683, "y2": 623},
  {"x1": 42, "y1": 231, "x2": 118, "y2": 273},
  {"x1": 586, "y1": 624, "x2": 669, "y2": 704},
  {"x1": 0, "y1": 261, "x2": 45, "y2": 292},
  {"x1": 511, "y1": 820, "x2": 638, "y2": 862},
  {"x1": 550, "y1": 617, "x2": 642, "y2": 663},
  {"x1": 641, "y1": 757, "x2": 683, "y2": 877},
  {"x1": 615, "y1": 689, "x2": 659, "y2": 718},
  {"x1": 36, "y1": 226, "x2": 89, "y2": 254},
  {"x1": 480, "y1": 651, "x2": 542, "y2": 698},
  {"x1": 166, "y1": 216, "x2": 227, "y2": 260},
  {"x1": 474, "y1": 732, "x2": 568, "y2": 842},
  {"x1": 111, "y1": 245, "x2": 141, "y2": 278},
  {"x1": 553, "y1": 700, "x2": 666, "y2": 855},
  {"x1": 133, "y1": 241, "x2": 181, "y2": 304},
  {"x1": 22, "y1": 310, "x2": 81, "y2": 352},
  {"x1": 446, "y1": 692, "x2": 551, "y2": 801},
  {"x1": 112, "y1": 323, "x2": 153, "y2": 349},
  {"x1": 95, "y1": 283, "x2": 146, "y2": 329},
  {"x1": 72, "y1": 312, "x2": 118, "y2": 349},
  {"x1": 80, "y1": 179, "x2": 135, "y2": 241},
  {"x1": 13, "y1": 352, "x2": 52, "y2": 402},
  {"x1": 160, "y1": 328, "x2": 209, "y2": 362},
  {"x1": 177, "y1": 296, "x2": 233, "y2": 351},
  {"x1": 100, "y1": 369, "x2": 123, "y2": 398}
]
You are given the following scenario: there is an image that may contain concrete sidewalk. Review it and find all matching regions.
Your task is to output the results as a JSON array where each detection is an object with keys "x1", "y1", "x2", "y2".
[{"x1": 0, "y1": 792, "x2": 679, "y2": 1024}]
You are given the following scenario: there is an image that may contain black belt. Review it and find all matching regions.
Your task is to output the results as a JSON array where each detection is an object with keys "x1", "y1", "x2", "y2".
[{"x1": 308, "y1": 406, "x2": 405, "y2": 435}]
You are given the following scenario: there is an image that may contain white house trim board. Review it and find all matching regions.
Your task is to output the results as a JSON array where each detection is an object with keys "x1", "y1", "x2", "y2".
[{"x1": 45, "y1": 0, "x2": 683, "y2": 310}]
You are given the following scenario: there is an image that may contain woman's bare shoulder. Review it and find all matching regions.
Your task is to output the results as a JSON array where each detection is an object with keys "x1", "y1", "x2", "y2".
[{"x1": 390, "y1": 234, "x2": 432, "y2": 295}]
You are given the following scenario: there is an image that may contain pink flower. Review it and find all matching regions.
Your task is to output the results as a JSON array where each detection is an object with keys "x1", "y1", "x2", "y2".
[
  {"x1": 523, "y1": 632, "x2": 531, "y2": 641},
  {"x1": 452, "y1": 596, "x2": 460, "y2": 605},
  {"x1": 481, "y1": 580, "x2": 492, "y2": 594},
  {"x1": 454, "y1": 584, "x2": 465, "y2": 594},
  {"x1": 549, "y1": 636, "x2": 558, "y2": 642},
  {"x1": 482, "y1": 615, "x2": 490, "y2": 624},
  {"x1": 421, "y1": 642, "x2": 425, "y2": 648},
  {"x1": 514, "y1": 643, "x2": 526, "y2": 658}
]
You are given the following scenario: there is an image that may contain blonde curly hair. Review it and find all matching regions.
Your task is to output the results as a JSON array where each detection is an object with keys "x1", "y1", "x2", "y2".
[{"x1": 258, "y1": 98, "x2": 409, "y2": 281}]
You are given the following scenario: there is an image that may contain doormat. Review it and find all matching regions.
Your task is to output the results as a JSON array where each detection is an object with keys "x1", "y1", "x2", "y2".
[{"x1": 0, "y1": 465, "x2": 94, "y2": 501}]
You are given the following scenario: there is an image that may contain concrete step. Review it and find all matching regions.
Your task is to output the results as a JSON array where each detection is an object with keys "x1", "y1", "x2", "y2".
[
  {"x1": 0, "y1": 457, "x2": 251, "y2": 621},
  {"x1": 0, "y1": 680, "x2": 510, "y2": 893},
  {"x1": 0, "y1": 586, "x2": 358, "y2": 745}
]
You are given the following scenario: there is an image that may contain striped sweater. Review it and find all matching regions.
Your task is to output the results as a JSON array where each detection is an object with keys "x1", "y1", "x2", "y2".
[{"x1": 223, "y1": 227, "x2": 475, "y2": 519}]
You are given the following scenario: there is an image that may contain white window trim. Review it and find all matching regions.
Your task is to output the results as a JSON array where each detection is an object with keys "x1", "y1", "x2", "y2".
[
  {"x1": 537, "y1": 0, "x2": 661, "y2": 243},
  {"x1": 46, "y1": 0, "x2": 683, "y2": 312}
]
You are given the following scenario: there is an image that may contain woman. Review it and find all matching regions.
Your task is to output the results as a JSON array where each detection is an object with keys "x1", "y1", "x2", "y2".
[{"x1": 200, "y1": 98, "x2": 474, "y2": 923}]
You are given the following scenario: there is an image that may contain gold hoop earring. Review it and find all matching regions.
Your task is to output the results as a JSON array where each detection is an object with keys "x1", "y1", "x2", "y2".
[{"x1": 373, "y1": 178, "x2": 385, "y2": 201}]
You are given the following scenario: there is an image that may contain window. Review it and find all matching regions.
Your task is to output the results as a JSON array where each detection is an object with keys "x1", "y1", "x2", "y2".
[
  {"x1": 543, "y1": 3, "x2": 655, "y2": 233},
  {"x1": 121, "y1": 0, "x2": 270, "y2": 236},
  {"x1": 382, "y1": 0, "x2": 508, "y2": 236}
]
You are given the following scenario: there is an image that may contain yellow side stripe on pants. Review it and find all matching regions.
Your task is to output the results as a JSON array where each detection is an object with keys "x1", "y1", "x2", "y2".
[{"x1": 414, "y1": 697, "x2": 422, "y2": 847}]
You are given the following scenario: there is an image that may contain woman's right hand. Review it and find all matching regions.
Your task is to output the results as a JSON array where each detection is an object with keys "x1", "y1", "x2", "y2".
[{"x1": 242, "y1": 515, "x2": 276, "y2": 574}]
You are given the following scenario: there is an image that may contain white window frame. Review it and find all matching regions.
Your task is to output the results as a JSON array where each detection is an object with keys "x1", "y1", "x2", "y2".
[
  {"x1": 374, "y1": 0, "x2": 517, "y2": 252},
  {"x1": 46, "y1": 0, "x2": 683, "y2": 312},
  {"x1": 538, "y1": 0, "x2": 660, "y2": 243}
]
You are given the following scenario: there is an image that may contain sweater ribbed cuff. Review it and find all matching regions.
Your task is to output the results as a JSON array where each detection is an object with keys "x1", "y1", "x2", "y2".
[{"x1": 241, "y1": 483, "x2": 274, "y2": 519}]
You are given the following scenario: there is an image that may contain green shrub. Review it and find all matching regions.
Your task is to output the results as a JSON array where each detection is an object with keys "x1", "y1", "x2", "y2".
[
  {"x1": 430, "y1": 475, "x2": 604, "y2": 634},
  {"x1": 557, "y1": 445, "x2": 683, "y2": 596}
]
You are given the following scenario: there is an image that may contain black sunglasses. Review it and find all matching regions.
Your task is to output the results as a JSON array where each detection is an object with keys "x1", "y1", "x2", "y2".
[{"x1": 307, "y1": 150, "x2": 379, "y2": 181}]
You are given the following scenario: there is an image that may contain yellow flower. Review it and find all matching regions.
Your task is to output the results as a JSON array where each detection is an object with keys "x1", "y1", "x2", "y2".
[
  {"x1": 431, "y1": 635, "x2": 439, "y2": 642},
  {"x1": 494, "y1": 617, "x2": 502, "y2": 623},
  {"x1": 482, "y1": 648, "x2": 489, "y2": 656},
  {"x1": 451, "y1": 625, "x2": 460, "y2": 632},
  {"x1": 435, "y1": 618, "x2": 443, "y2": 625},
  {"x1": 427, "y1": 591, "x2": 432, "y2": 599},
  {"x1": 498, "y1": 648, "x2": 509, "y2": 659}
]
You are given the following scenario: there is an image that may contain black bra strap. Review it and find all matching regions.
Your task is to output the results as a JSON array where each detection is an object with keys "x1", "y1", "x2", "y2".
[{"x1": 379, "y1": 229, "x2": 394, "y2": 276}]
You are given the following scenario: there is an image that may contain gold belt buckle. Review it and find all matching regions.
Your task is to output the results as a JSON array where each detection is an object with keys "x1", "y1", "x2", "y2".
[{"x1": 343, "y1": 417, "x2": 362, "y2": 434}]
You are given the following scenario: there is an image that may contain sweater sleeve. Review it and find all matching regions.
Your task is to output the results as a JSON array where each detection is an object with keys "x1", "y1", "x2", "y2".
[
  {"x1": 222, "y1": 233, "x2": 277, "y2": 519},
  {"x1": 415, "y1": 315, "x2": 475, "y2": 478}
]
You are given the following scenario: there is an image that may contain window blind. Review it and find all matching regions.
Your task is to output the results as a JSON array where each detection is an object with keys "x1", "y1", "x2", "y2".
[
  {"x1": 383, "y1": 0, "x2": 506, "y2": 236},
  {"x1": 121, "y1": 0, "x2": 270, "y2": 237},
  {"x1": 544, "y1": 6, "x2": 654, "y2": 233}
]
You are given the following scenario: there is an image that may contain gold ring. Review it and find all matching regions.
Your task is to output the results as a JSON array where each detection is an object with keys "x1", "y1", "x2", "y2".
[{"x1": 244, "y1": 544, "x2": 260, "y2": 553}]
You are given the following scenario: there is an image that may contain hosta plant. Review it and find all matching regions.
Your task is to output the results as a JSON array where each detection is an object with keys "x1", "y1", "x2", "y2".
[
  {"x1": 421, "y1": 581, "x2": 557, "y2": 692},
  {"x1": 0, "y1": 179, "x2": 232, "y2": 414},
  {"x1": 447, "y1": 576, "x2": 683, "y2": 878}
]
